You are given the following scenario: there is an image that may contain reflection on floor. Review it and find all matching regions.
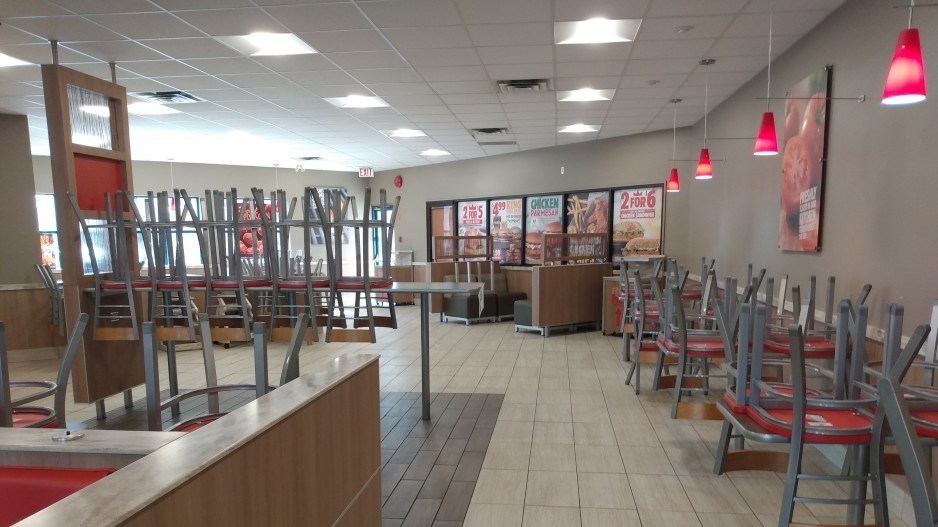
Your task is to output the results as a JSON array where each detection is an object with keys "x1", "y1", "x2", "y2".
[{"x1": 7, "y1": 304, "x2": 913, "y2": 527}]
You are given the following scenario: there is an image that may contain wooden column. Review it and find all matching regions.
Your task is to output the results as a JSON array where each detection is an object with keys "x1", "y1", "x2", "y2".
[{"x1": 42, "y1": 64, "x2": 143, "y2": 403}]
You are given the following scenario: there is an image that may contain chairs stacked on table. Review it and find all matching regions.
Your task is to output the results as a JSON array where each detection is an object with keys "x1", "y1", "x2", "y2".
[{"x1": 34, "y1": 263, "x2": 65, "y2": 336}]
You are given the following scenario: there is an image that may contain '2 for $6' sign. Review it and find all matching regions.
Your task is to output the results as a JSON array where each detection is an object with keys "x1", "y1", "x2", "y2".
[{"x1": 619, "y1": 189, "x2": 658, "y2": 220}]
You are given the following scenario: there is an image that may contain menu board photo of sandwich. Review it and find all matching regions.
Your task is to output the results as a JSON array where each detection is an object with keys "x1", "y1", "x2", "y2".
[
  {"x1": 490, "y1": 198, "x2": 523, "y2": 264},
  {"x1": 524, "y1": 194, "x2": 563, "y2": 265},
  {"x1": 457, "y1": 200, "x2": 488, "y2": 256},
  {"x1": 611, "y1": 186, "x2": 663, "y2": 261}
]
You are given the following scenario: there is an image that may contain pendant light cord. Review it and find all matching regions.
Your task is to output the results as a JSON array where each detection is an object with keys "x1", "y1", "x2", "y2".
[
  {"x1": 910, "y1": 0, "x2": 915, "y2": 27},
  {"x1": 766, "y1": 7, "x2": 773, "y2": 112},
  {"x1": 703, "y1": 63, "x2": 709, "y2": 148},
  {"x1": 672, "y1": 102, "x2": 677, "y2": 162}
]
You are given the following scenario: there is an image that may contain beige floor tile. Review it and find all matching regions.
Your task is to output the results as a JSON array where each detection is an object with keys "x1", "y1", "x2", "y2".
[
  {"x1": 611, "y1": 420, "x2": 661, "y2": 447},
  {"x1": 573, "y1": 421, "x2": 618, "y2": 446},
  {"x1": 577, "y1": 472, "x2": 635, "y2": 509},
  {"x1": 535, "y1": 403, "x2": 573, "y2": 423},
  {"x1": 498, "y1": 403, "x2": 536, "y2": 422},
  {"x1": 732, "y1": 476, "x2": 810, "y2": 516},
  {"x1": 638, "y1": 510, "x2": 702, "y2": 527},
  {"x1": 570, "y1": 389, "x2": 606, "y2": 407},
  {"x1": 628, "y1": 474, "x2": 694, "y2": 512},
  {"x1": 491, "y1": 420, "x2": 535, "y2": 443},
  {"x1": 472, "y1": 469, "x2": 528, "y2": 505},
  {"x1": 665, "y1": 446, "x2": 719, "y2": 475},
  {"x1": 504, "y1": 384, "x2": 539, "y2": 404},
  {"x1": 482, "y1": 441, "x2": 532, "y2": 471},
  {"x1": 618, "y1": 445, "x2": 675, "y2": 475},
  {"x1": 533, "y1": 421, "x2": 575, "y2": 445},
  {"x1": 530, "y1": 443, "x2": 577, "y2": 472},
  {"x1": 525, "y1": 470, "x2": 580, "y2": 507},
  {"x1": 580, "y1": 508, "x2": 641, "y2": 527},
  {"x1": 571, "y1": 404, "x2": 611, "y2": 424},
  {"x1": 574, "y1": 444, "x2": 625, "y2": 473},
  {"x1": 696, "y1": 513, "x2": 762, "y2": 527},
  {"x1": 538, "y1": 389, "x2": 572, "y2": 406},
  {"x1": 476, "y1": 375, "x2": 511, "y2": 392},
  {"x1": 681, "y1": 475, "x2": 750, "y2": 514},
  {"x1": 464, "y1": 503, "x2": 524, "y2": 527},
  {"x1": 522, "y1": 506, "x2": 581, "y2": 527},
  {"x1": 539, "y1": 377, "x2": 570, "y2": 391}
]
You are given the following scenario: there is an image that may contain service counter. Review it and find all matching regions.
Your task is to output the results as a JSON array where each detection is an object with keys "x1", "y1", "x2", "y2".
[{"x1": 6, "y1": 353, "x2": 381, "y2": 527}]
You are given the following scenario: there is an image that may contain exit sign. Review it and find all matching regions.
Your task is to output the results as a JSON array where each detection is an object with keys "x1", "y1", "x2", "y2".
[{"x1": 358, "y1": 167, "x2": 374, "y2": 178}]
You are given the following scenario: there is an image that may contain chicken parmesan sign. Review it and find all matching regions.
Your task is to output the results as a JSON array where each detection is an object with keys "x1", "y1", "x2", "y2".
[{"x1": 611, "y1": 186, "x2": 663, "y2": 261}]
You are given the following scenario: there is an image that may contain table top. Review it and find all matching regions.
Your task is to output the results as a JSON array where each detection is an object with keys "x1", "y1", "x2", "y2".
[{"x1": 375, "y1": 281, "x2": 483, "y2": 294}]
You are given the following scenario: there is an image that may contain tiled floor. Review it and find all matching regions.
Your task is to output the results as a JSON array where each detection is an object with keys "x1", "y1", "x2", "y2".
[{"x1": 7, "y1": 304, "x2": 913, "y2": 527}]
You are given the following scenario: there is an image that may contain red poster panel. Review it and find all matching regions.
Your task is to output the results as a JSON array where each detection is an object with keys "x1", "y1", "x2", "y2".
[
  {"x1": 524, "y1": 195, "x2": 563, "y2": 265},
  {"x1": 489, "y1": 198, "x2": 523, "y2": 264},
  {"x1": 779, "y1": 66, "x2": 830, "y2": 252},
  {"x1": 611, "y1": 187, "x2": 663, "y2": 262},
  {"x1": 74, "y1": 153, "x2": 123, "y2": 211}
]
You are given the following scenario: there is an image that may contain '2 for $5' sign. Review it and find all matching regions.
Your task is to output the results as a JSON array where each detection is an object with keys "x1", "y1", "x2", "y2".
[
  {"x1": 619, "y1": 189, "x2": 658, "y2": 220},
  {"x1": 462, "y1": 203, "x2": 484, "y2": 226}
]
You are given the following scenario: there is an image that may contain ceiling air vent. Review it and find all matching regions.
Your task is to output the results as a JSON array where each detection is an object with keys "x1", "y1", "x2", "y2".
[
  {"x1": 472, "y1": 127, "x2": 508, "y2": 136},
  {"x1": 471, "y1": 128, "x2": 517, "y2": 146},
  {"x1": 495, "y1": 79, "x2": 550, "y2": 94},
  {"x1": 295, "y1": 156, "x2": 321, "y2": 161},
  {"x1": 130, "y1": 91, "x2": 203, "y2": 104}
]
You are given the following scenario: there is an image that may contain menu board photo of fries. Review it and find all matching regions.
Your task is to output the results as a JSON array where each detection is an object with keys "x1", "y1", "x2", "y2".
[{"x1": 611, "y1": 186, "x2": 663, "y2": 262}]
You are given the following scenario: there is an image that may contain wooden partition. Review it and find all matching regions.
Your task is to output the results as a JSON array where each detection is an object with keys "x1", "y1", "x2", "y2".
[
  {"x1": 13, "y1": 354, "x2": 381, "y2": 527},
  {"x1": 432, "y1": 235, "x2": 493, "y2": 262},
  {"x1": 0, "y1": 285, "x2": 66, "y2": 351},
  {"x1": 531, "y1": 263, "x2": 613, "y2": 329},
  {"x1": 501, "y1": 267, "x2": 532, "y2": 302},
  {"x1": 541, "y1": 232, "x2": 608, "y2": 265}
]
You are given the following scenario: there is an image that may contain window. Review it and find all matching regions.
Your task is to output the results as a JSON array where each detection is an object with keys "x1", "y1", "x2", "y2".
[{"x1": 36, "y1": 194, "x2": 61, "y2": 270}]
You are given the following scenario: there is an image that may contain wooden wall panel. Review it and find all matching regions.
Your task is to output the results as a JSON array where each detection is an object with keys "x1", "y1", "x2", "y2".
[
  {"x1": 0, "y1": 287, "x2": 65, "y2": 350},
  {"x1": 502, "y1": 267, "x2": 532, "y2": 301},
  {"x1": 532, "y1": 263, "x2": 613, "y2": 327}
]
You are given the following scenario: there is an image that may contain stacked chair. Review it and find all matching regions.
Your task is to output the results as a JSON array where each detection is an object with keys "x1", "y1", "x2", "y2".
[{"x1": 34, "y1": 263, "x2": 65, "y2": 336}]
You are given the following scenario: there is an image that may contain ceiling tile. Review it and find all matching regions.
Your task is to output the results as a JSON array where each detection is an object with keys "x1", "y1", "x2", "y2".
[
  {"x1": 382, "y1": 94, "x2": 443, "y2": 106},
  {"x1": 266, "y1": 4, "x2": 372, "y2": 32},
  {"x1": 707, "y1": 35, "x2": 798, "y2": 57},
  {"x1": 467, "y1": 23, "x2": 553, "y2": 46},
  {"x1": 299, "y1": 30, "x2": 391, "y2": 53},
  {"x1": 454, "y1": 0, "x2": 551, "y2": 24},
  {"x1": 307, "y1": 84, "x2": 372, "y2": 97},
  {"x1": 325, "y1": 51, "x2": 409, "y2": 70},
  {"x1": 121, "y1": 59, "x2": 203, "y2": 77},
  {"x1": 624, "y1": 57, "x2": 699, "y2": 75},
  {"x1": 251, "y1": 54, "x2": 338, "y2": 72},
  {"x1": 417, "y1": 66, "x2": 488, "y2": 82},
  {"x1": 648, "y1": 0, "x2": 748, "y2": 17},
  {"x1": 138, "y1": 38, "x2": 241, "y2": 59},
  {"x1": 216, "y1": 72, "x2": 299, "y2": 88},
  {"x1": 174, "y1": 8, "x2": 285, "y2": 36},
  {"x1": 553, "y1": 76, "x2": 620, "y2": 90},
  {"x1": 366, "y1": 82, "x2": 434, "y2": 96},
  {"x1": 555, "y1": 60, "x2": 626, "y2": 77},
  {"x1": 87, "y1": 13, "x2": 202, "y2": 39},
  {"x1": 439, "y1": 93, "x2": 500, "y2": 105},
  {"x1": 484, "y1": 63, "x2": 553, "y2": 80},
  {"x1": 157, "y1": 75, "x2": 236, "y2": 90},
  {"x1": 283, "y1": 70, "x2": 357, "y2": 85},
  {"x1": 183, "y1": 57, "x2": 270, "y2": 75},
  {"x1": 382, "y1": 27, "x2": 473, "y2": 49},
  {"x1": 1, "y1": 0, "x2": 71, "y2": 17},
  {"x1": 62, "y1": 40, "x2": 167, "y2": 61},
  {"x1": 4, "y1": 16, "x2": 125, "y2": 41},
  {"x1": 554, "y1": 42, "x2": 633, "y2": 63},
  {"x1": 401, "y1": 48, "x2": 480, "y2": 68},
  {"x1": 476, "y1": 45, "x2": 553, "y2": 65},
  {"x1": 724, "y1": 11, "x2": 836, "y2": 38},
  {"x1": 359, "y1": 0, "x2": 463, "y2": 28},
  {"x1": 553, "y1": 0, "x2": 651, "y2": 21},
  {"x1": 637, "y1": 15, "x2": 734, "y2": 40},
  {"x1": 744, "y1": 0, "x2": 847, "y2": 13},
  {"x1": 345, "y1": 68, "x2": 422, "y2": 84},
  {"x1": 151, "y1": 0, "x2": 254, "y2": 9},
  {"x1": 630, "y1": 38, "x2": 716, "y2": 60}
]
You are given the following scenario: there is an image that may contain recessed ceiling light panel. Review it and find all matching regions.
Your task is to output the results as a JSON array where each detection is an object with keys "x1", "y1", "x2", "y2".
[
  {"x1": 0, "y1": 52, "x2": 31, "y2": 67},
  {"x1": 387, "y1": 128, "x2": 426, "y2": 138},
  {"x1": 554, "y1": 18, "x2": 642, "y2": 45},
  {"x1": 324, "y1": 95, "x2": 389, "y2": 108},
  {"x1": 558, "y1": 88, "x2": 615, "y2": 102},
  {"x1": 420, "y1": 149, "x2": 450, "y2": 156},
  {"x1": 558, "y1": 124, "x2": 599, "y2": 133},
  {"x1": 217, "y1": 32, "x2": 317, "y2": 56}
]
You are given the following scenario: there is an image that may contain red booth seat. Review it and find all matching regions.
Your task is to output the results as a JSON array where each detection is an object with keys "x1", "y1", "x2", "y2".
[{"x1": 0, "y1": 466, "x2": 114, "y2": 526}]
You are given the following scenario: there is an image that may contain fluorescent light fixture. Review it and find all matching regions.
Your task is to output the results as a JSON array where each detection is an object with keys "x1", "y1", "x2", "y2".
[
  {"x1": 0, "y1": 52, "x2": 30, "y2": 67},
  {"x1": 128, "y1": 102, "x2": 181, "y2": 115},
  {"x1": 80, "y1": 105, "x2": 111, "y2": 117},
  {"x1": 555, "y1": 18, "x2": 642, "y2": 45},
  {"x1": 558, "y1": 88, "x2": 615, "y2": 102},
  {"x1": 324, "y1": 95, "x2": 389, "y2": 109},
  {"x1": 420, "y1": 149, "x2": 450, "y2": 156},
  {"x1": 216, "y1": 32, "x2": 317, "y2": 57},
  {"x1": 388, "y1": 128, "x2": 426, "y2": 138},
  {"x1": 558, "y1": 124, "x2": 599, "y2": 133}
]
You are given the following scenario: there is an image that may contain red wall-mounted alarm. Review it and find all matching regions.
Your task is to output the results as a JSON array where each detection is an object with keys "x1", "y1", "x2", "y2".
[{"x1": 394, "y1": 175, "x2": 403, "y2": 188}]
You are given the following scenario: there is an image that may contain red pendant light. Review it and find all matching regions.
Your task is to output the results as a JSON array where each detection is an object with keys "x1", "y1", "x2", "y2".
[
  {"x1": 753, "y1": 112, "x2": 778, "y2": 156},
  {"x1": 666, "y1": 168, "x2": 681, "y2": 192},
  {"x1": 666, "y1": 99, "x2": 680, "y2": 193},
  {"x1": 696, "y1": 59, "x2": 714, "y2": 179},
  {"x1": 883, "y1": 19, "x2": 927, "y2": 105},
  {"x1": 754, "y1": 10, "x2": 779, "y2": 156},
  {"x1": 695, "y1": 148, "x2": 712, "y2": 179}
]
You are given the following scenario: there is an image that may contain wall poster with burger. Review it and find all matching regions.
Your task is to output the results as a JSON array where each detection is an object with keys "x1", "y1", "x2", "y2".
[
  {"x1": 457, "y1": 199, "x2": 488, "y2": 256},
  {"x1": 611, "y1": 186, "x2": 663, "y2": 261},
  {"x1": 779, "y1": 66, "x2": 831, "y2": 252},
  {"x1": 524, "y1": 194, "x2": 563, "y2": 265},
  {"x1": 489, "y1": 198, "x2": 523, "y2": 264}
]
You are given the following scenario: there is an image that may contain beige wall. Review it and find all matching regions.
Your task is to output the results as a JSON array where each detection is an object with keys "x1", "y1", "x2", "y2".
[
  {"x1": 376, "y1": 0, "x2": 938, "y2": 332},
  {"x1": 0, "y1": 114, "x2": 41, "y2": 284}
]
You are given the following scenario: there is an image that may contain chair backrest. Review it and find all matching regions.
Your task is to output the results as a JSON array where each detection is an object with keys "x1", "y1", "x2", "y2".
[
  {"x1": 0, "y1": 322, "x2": 11, "y2": 427},
  {"x1": 776, "y1": 275, "x2": 789, "y2": 318},
  {"x1": 714, "y1": 301, "x2": 751, "y2": 408}
]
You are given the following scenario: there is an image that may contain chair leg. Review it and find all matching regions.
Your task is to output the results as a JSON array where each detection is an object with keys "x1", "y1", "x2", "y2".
[
  {"x1": 713, "y1": 420, "x2": 734, "y2": 475},
  {"x1": 847, "y1": 444, "x2": 870, "y2": 525},
  {"x1": 670, "y1": 352, "x2": 687, "y2": 419},
  {"x1": 778, "y1": 432, "x2": 805, "y2": 527},
  {"x1": 652, "y1": 348, "x2": 666, "y2": 391}
]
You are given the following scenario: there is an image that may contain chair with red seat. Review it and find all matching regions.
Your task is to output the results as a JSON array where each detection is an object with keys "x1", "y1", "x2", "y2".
[
  {"x1": 142, "y1": 313, "x2": 308, "y2": 432},
  {"x1": 0, "y1": 465, "x2": 115, "y2": 526},
  {"x1": 624, "y1": 269, "x2": 667, "y2": 394},
  {"x1": 67, "y1": 191, "x2": 150, "y2": 341},
  {"x1": 0, "y1": 314, "x2": 89, "y2": 428}
]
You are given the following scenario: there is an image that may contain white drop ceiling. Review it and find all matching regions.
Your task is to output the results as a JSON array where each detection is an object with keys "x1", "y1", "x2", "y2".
[{"x1": 0, "y1": 0, "x2": 846, "y2": 171}]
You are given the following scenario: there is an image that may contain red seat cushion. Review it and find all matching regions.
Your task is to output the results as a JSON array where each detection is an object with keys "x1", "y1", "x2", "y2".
[
  {"x1": 657, "y1": 335, "x2": 724, "y2": 357},
  {"x1": 100, "y1": 278, "x2": 151, "y2": 290},
  {"x1": 745, "y1": 406, "x2": 872, "y2": 444},
  {"x1": 280, "y1": 279, "x2": 329, "y2": 290},
  {"x1": 631, "y1": 307, "x2": 659, "y2": 320},
  {"x1": 157, "y1": 279, "x2": 207, "y2": 290},
  {"x1": 764, "y1": 337, "x2": 836, "y2": 358},
  {"x1": 11, "y1": 409, "x2": 57, "y2": 428},
  {"x1": 170, "y1": 414, "x2": 224, "y2": 432},
  {"x1": 213, "y1": 278, "x2": 272, "y2": 289},
  {"x1": 0, "y1": 466, "x2": 114, "y2": 525},
  {"x1": 682, "y1": 289, "x2": 702, "y2": 300},
  {"x1": 335, "y1": 278, "x2": 393, "y2": 291},
  {"x1": 722, "y1": 384, "x2": 805, "y2": 414},
  {"x1": 910, "y1": 410, "x2": 938, "y2": 439}
]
